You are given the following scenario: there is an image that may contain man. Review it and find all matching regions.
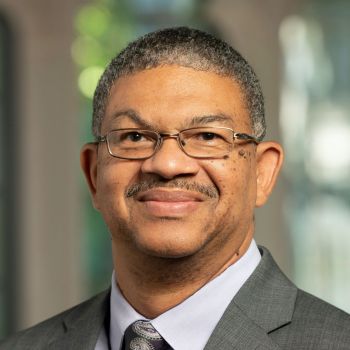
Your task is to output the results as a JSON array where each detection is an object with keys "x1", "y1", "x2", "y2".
[{"x1": 1, "y1": 27, "x2": 350, "y2": 350}]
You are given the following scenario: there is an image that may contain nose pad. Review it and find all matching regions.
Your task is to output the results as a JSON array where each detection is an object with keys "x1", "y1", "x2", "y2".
[{"x1": 141, "y1": 137, "x2": 200, "y2": 179}]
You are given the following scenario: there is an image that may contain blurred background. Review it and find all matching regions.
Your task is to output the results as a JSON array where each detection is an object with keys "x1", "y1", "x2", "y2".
[{"x1": 0, "y1": 0, "x2": 349, "y2": 339}]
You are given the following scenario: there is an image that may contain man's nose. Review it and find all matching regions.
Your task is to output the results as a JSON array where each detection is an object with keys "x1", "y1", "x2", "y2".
[{"x1": 140, "y1": 138, "x2": 201, "y2": 179}]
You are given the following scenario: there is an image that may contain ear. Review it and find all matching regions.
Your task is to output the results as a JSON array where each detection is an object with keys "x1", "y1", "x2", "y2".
[
  {"x1": 255, "y1": 141, "x2": 284, "y2": 207},
  {"x1": 80, "y1": 143, "x2": 100, "y2": 210}
]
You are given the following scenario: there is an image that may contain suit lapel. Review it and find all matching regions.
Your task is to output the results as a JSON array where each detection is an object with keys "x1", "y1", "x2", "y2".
[
  {"x1": 48, "y1": 289, "x2": 110, "y2": 350},
  {"x1": 205, "y1": 247, "x2": 297, "y2": 350},
  {"x1": 204, "y1": 303, "x2": 280, "y2": 350}
]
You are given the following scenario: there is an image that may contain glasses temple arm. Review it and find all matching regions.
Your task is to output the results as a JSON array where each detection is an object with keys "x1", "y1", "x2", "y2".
[
  {"x1": 96, "y1": 136, "x2": 107, "y2": 143},
  {"x1": 234, "y1": 133, "x2": 259, "y2": 144}
]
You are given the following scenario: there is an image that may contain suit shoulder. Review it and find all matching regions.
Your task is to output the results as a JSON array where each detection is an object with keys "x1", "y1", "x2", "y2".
[
  {"x1": 272, "y1": 288, "x2": 350, "y2": 349},
  {"x1": 0, "y1": 289, "x2": 110, "y2": 350},
  {"x1": 295, "y1": 289, "x2": 350, "y2": 326}
]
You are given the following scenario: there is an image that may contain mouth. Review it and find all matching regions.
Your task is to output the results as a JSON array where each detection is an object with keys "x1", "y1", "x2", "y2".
[{"x1": 135, "y1": 189, "x2": 205, "y2": 217}]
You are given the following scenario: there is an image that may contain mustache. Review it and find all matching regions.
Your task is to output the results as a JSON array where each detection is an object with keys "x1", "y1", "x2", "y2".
[{"x1": 125, "y1": 179, "x2": 219, "y2": 199}]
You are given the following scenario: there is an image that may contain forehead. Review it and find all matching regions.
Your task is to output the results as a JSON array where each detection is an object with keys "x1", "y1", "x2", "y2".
[{"x1": 103, "y1": 65, "x2": 251, "y2": 132}]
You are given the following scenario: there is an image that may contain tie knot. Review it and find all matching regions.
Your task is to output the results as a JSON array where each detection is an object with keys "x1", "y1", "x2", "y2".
[{"x1": 123, "y1": 320, "x2": 172, "y2": 350}]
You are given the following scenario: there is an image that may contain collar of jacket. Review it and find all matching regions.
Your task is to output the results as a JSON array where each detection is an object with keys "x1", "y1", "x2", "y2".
[
  {"x1": 204, "y1": 246, "x2": 297, "y2": 350},
  {"x1": 48, "y1": 288, "x2": 110, "y2": 350}
]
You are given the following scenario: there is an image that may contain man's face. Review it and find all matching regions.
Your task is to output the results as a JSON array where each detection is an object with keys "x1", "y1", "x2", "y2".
[{"x1": 83, "y1": 65, "x2": 272, "y2": 259}]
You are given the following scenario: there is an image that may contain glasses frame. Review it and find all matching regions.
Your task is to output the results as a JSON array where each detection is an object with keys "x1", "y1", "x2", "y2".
[{"x1": 97, "y1": 126, "x2": 259, "y2": 160}]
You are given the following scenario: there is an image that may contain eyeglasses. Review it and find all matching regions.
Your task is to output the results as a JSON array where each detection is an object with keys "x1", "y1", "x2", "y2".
[{"x1": 97, "y1": 127, "x2": 259, "y2": 160}]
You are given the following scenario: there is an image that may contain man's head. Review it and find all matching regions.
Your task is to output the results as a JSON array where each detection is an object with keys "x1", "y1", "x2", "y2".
[
  {"x1": 92, "y1": 27, "x2": 266, "y2": 142},
  {"x1": 81, "y1": 27, "x2": 283, "y2": 266}
]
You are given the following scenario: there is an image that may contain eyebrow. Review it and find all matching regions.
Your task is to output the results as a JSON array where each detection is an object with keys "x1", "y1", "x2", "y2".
[
  {"x1": 186, "y1": 114, "x2": 234, "y2": 127},
  {"x1": 110, "y1": 109, "x2": 153, "y2": 129},
  {"x1": 109, "y1": 109, "x2": 235, "y2": 130}
]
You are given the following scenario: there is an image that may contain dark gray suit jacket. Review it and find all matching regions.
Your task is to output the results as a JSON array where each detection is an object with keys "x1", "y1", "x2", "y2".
[{"x1": 1, "y1": 247, "x2": 350, "y2": 349}]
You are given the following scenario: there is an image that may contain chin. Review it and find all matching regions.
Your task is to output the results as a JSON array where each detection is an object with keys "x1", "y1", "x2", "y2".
[{"x1": 132, "y1": 227, "x2": 209, "y2": 259}]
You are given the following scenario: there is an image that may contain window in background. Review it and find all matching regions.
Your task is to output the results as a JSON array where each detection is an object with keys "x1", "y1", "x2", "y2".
[
  {"x1": 279, "y1": 0, "x2": 350, "y2": 312},
  {"x1": 0, "y1": 14, "x2": 16, "y2": 339},
  {"x1": 73, "y1": 0, "x2": 206, "y2": 295}
]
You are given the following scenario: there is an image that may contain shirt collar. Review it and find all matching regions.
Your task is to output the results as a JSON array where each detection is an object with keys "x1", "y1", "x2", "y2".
[{"x1": 110, "y1": 239, "x2": 261, "y2": 350}]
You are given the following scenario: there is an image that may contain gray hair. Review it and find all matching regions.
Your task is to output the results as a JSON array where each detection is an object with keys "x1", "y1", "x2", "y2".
[{"x1": 92, "y1": 27, "x2": 266, "y2": 141}]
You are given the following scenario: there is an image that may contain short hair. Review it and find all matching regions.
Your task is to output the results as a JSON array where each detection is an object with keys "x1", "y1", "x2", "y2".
[{"x1": 92, "y1": 27, "x2": 266, "y2": 141}]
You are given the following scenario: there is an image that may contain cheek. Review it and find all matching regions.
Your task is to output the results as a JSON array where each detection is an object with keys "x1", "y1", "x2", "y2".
[
  {"x1": 97, "y1": 166, "x2": 121, "y2": 196},
  {"x1": 95, "y1": 161, "x2": 138, "y2": 212},
  {"x1": 206, "y1": 157, "x2": 240, "y2": 191},
  {"x1": 206, "y1": 152, "x2": 256, "y2": 206}
]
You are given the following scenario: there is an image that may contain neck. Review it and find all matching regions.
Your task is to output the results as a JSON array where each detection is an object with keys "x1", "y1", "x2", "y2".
[{"x1": 112, "y1": 228, "x2": 254, "y2": 319}]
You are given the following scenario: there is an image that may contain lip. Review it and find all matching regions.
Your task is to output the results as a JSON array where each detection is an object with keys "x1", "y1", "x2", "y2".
[
  {"x1": 137, "y1": 189, "x2": 204, "y2": 202},
  {"x1": 135, "y1": 189, "x2": 204, "y2": 217}
]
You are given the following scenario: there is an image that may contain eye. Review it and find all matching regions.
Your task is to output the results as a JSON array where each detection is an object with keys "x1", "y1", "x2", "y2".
[
  {"x1": 125, "y1": 132, "x2": 144, "y2": 142},
  {"x1": 196, "y1": 131, "x2": 223, "y2": 142},
  {"x1": 118, "y1": 131, "x2": 149, "y2": 143},
  {"x1": 198, "y1": 132, "x2": 221, "y2": 141}
]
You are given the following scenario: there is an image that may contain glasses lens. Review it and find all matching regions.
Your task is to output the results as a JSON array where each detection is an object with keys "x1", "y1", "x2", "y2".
[
  {"x1": 107, "y1": 129, "x2": 158, "y2": 159},
  {"x1": 180, "y1": 127, "x2": 233, "y2": 158}
]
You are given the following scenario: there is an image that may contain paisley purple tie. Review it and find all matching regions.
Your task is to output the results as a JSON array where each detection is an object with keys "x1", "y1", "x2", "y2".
[{"x1": 123, "y1": 320, "x2": 173, "y2": 350}]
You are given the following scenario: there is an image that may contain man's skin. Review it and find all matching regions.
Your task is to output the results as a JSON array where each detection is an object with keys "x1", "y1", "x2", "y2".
[{"x1": 81, "y1": 65, "x2": 283, "y2": 319}]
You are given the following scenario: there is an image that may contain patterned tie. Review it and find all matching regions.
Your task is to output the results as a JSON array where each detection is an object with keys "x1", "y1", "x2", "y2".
[{"x1": 123, "y1": 320, "x2": 173, "y2": 350}]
